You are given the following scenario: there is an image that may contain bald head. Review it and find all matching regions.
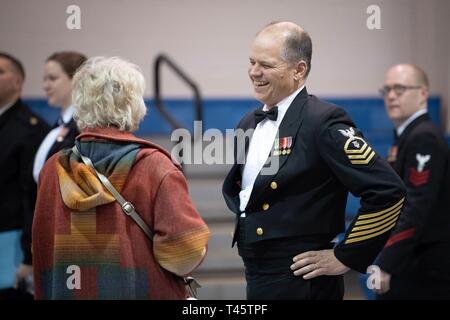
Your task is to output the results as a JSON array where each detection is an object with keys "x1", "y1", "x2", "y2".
[
  {"x1": 257, "y1": 21, "x2": 312, "y2": 78},
  {"x1": 386, "y1": 64, "x2": 429, "y2": 89},
  {"x1": 258, "y1": 21, "x2": 305, "y2": 36}
]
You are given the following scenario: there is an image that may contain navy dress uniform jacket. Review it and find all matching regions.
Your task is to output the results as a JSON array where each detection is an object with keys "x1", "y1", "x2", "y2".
[
  {"x1": 223, "y1": 88, "x2": 407, "y2": 273},
  {"x1": 0, "y1": 99, "x2": 49, "y2": 264}
]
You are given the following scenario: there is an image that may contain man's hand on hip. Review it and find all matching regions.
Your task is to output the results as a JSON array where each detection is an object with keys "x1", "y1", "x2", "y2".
[{"x1": 290, "y1": 249, "x2": 350, "y2": 279}]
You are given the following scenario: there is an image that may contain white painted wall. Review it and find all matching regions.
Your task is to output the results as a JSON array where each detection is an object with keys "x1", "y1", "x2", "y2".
[{"x1": 1, "y1": 0, "x2": 449, "y2": 130}]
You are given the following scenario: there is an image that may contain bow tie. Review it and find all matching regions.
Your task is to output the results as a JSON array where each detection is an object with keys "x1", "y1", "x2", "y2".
[{"x1": 254, "y1": 107, "x2": 278, "y2": 125}]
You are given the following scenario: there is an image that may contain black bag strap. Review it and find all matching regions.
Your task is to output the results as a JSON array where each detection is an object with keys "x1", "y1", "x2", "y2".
[{"x1": 73, "y1": 146, "x2": 153, "y2": 238}]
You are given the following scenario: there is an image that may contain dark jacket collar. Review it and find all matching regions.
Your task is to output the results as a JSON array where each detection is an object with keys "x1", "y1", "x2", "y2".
[
  {"x1": 397, "y1": 113, "x2": 431, "y2": 143},
  {"x1": 0, "y1": 99, "x2": 22, "y2": 127}
]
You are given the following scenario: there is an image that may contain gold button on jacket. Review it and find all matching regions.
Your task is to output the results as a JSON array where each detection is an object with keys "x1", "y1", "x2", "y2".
[{"x1": 256, "y1": 227, "x2": 264, "y2": 236}]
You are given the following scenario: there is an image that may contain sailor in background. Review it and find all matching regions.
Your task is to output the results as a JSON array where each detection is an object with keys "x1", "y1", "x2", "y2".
[
  {"x1": 374, "y1": 64, "x2": 450, "y2": 299},
  {"x1": 0, "y1": 52, "x2": 48, "y2": 299}
]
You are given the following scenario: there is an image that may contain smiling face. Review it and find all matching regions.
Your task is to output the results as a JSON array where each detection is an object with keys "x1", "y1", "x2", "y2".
[
  {"x1": 383, "y1": 65, "x2": 428, "y2": 127},
  {"x1": 248, "y1": 30, "x2": 303, "y2": 108},
  {"x1": 43, "y1": 60, "x2": 73, "y2": 109}
]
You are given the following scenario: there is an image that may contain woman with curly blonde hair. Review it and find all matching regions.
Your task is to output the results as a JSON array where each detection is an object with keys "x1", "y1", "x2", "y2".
[{"x1": 32, "y1": 56, "x2": 210, "y2": 300}]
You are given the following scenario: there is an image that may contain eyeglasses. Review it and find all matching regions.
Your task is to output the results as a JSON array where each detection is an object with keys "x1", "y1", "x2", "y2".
[
  {"x1": 379, "y1": 85, "x2": 422, "y2": 97},
  {"x1": 378, "y1": 84, "x2": 422, "y2": 97}
]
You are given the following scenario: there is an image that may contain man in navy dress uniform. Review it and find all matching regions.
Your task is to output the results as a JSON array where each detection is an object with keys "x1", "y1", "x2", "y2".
[
  {"x1": 0, "y1": 52, "x2": 49, "y2": 299},
  {"x1": 374, "y1": 64, "x2": 450, "y2": 299},
  {"x1": 222, "y1": 22, "x2": 407, "y2": 300}
]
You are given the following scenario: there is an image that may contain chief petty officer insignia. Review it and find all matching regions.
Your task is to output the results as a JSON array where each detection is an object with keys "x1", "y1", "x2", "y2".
[{"x1": 338, "y1": 127, "x2": 376, "y2": 165}]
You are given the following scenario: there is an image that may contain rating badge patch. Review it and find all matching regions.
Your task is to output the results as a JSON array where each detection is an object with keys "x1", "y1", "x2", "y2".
[
  {"x1": 339, "y1": 127, "x2": 376, "y2": 165},
  {"x1": 409, "y1": 153, "x2": 430, "y2": 186}
]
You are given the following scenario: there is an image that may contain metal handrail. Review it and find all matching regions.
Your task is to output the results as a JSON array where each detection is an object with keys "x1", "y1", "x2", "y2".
[{"x1": 153, "y1": 54, "x2": 203, "y2": 139}]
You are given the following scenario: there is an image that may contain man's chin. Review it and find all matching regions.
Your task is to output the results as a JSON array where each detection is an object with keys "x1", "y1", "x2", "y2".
[
  {"x1": 387, "y1": 112, "x2": 402, "y2": 121},
  {"x1": 253, "y1": 93, "x2": 267, "y2": 104},
  {"x1": 388, "y1": 115, "x2": 407, "y2": 127}
]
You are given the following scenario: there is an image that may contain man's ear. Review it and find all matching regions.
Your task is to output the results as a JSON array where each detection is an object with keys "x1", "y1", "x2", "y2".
[
  {"x1": 294, "y1": 60, "x2": 307, "y2": 81},
  {"x1": 419, "y1": 86, "x2": 429, "y2": 104},
  {"x1": 13, "y1": 74, "x2": 23, "y2": 92}
]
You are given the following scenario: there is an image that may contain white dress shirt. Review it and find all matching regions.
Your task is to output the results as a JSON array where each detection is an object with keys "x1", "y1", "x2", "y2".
[
  {"x1": 239, "y1": 86, "x2": 304, "y2": 214},
  {"x1": 33, "y1": 106, "x2": 75, "y2": 182}
]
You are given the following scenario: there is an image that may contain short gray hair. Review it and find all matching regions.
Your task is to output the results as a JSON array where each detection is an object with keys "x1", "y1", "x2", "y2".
[
  {"x1": 260, "y1": 21, "x2": 313, "y2": 78},
  {"x1": 282, "y1": 30, "x2": 312, "y2": 77},
  {"x1": 72, "y1": 56, "x2": 147, "y2": 132}
]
